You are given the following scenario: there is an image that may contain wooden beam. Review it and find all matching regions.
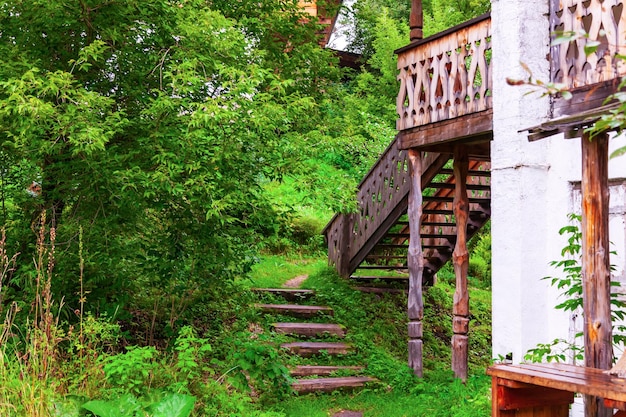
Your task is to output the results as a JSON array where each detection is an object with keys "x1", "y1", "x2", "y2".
[
  {"x1": 552, "y1": 79, "x2": 622, "y2": 120},
  {"x1": 407, "y1": 148, "x2": 424, "y2": 377},
  {"x1": 581, "y1": 131, "x2": 613, "y2": 417},
  {"x1": 452, "y1": 146, "x2": 469, "y2": 381},
  {"x1": 410, "y1": 0, "x2": 423, "y2": 41},
  {"x1": 397, "y1": 109, "x2": 493, "y2": 150}
]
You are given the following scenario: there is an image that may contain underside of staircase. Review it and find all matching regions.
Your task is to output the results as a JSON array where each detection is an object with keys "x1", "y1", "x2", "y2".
[{"x1": 323, "y1": 142, "x2": 491, "y2": 287}]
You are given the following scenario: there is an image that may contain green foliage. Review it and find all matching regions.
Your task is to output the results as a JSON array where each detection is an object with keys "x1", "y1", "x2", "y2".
[
  {"x1": 525, "y1": 214, "x2": 626, "y2": 362},
  {"x1": 102, "y1": 346, "x2": 160, "y2": 396},
  {"x1": 82, "y1": 392, "x2": 195, "y2": 417},
  {"x1": 0, "y1": 0, "x2": 343, "y2": 321},
  {"x1": 423, "y1": 0, "x2": 490, "y2": 36},
  {"x1": 229, "y1": 336, "x2": 292, "y2": 398}
]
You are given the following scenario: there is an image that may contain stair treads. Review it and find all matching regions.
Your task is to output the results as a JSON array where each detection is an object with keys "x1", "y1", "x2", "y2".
[
  {"x1": 254, "y1": 303, "x2": 333, "y2": 317},
  {"x1": 272, "y1": 322, "x2": 345, "y2": 338},
  {"x1": 281, "y1": 342, "x2": 351, "y2": 356},
  {"x1": 438, "y1": 168, "x2": 491, "y2": 177},
  {"x1": 356, "y1": 265, "x2": 407, "y2": 270},
  {"x1": 251, "y1": 288, "x2": 315, "y2": 301},
  {"x1": 349, "y1": 275, "x2": 409, "y2": 282},
  {"x1": 352, "y1": 286, "x2": 407, "y2": 294},
  {"x1": 290, "y1": 365, "x2": 363, "y2": 377},
  {"x1": 292, "y1": 376, "x2": 376, "y2": 394},
  {"x1": 426, "y1": 182, "x2": 490, "y2": 191}
]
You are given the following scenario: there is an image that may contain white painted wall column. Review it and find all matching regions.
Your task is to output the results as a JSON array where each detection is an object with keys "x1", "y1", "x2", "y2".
[{"x1": 490, "y1": 0, "x2": 557, "y2": 363}]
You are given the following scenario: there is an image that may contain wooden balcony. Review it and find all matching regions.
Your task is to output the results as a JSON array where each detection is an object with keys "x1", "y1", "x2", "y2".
[
  {"x1": 395, "y1": 14, "x2": 492, "y2": 152},
  {"x1": 550, "y1": 0, "x2": 626, "y2": 118}
]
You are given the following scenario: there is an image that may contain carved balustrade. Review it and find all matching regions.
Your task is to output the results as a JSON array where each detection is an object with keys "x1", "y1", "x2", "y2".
[
  {"x1": 324, "y1": 136, "x2": 444, "y2": 276},
  {"x1": 551, "y1": 0, "x2": 626, "y2": 89},
  {"x1": 396, "y1": 15, "x2": 492, "y2": 131},
  {"x1": 325, "y1": 138, "x2": 410, "y2": 275}
]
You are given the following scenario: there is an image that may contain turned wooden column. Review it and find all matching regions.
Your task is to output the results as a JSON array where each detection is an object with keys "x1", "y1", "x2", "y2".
[
  {"x1": 581, "y1": 132, "x2": 612, "y2": 417},
  {"x1": 407, "y1": 148, "x2": 424, "y2": 377},
  {"x1": 452, "y1": 146, "x2": 470, "y2": 381},
  {"x1": 410, "y1": 0, "x2": 423, "y2": 41}
]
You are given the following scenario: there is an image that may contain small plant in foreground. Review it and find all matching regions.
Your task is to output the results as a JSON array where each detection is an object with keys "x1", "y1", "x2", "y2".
[{"x1": 525, "y1": 214, "x2": 626, "y2": 363}]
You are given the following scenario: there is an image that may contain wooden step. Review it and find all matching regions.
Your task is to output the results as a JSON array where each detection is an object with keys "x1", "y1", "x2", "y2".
[
  {"x1": 421, "y1": 221, "x2": 455, "y2": 227},
  {"x1": 251, "y1": 288, "x2": 315, "y2": 301},
  {"x1": 439, "y1": 168, "x2": 491, "y2": 177},
  {"x1": 427, "y1": 182, "x2": 490, "y2": 191},
  {"x1": 254, "y1": 304, "x2": 333, "y2": 317},
  {"x1": 349, "y1": 275, "x2": 409, "y2": 282},
  {"x1": 353, "y1": 286, "x2": 407, "y2": 294},
  {"x1": 281, "y1": 342, "x2": 352, "y2": 356},
  {"x1": 272, "y1": 322, "x2": 345, "y2": 338},
  {"x1": 292, "y1": 376, "x2": 377, "y2": 394},
  {"x1": 290, "y1": 365, "x2": 363, "y2": 377},
  {"x1": 356, "y1": 265, "x2": 407, "y2": 270},
  {"x1": 423, "y1": 196, "x2": 490, "y2": 203},
  {"x1": 365, "y1": 255, "x2": 408, "y2": 260}
]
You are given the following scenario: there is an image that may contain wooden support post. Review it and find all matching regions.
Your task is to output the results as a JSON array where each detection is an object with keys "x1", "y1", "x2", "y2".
[
  {"x1": 410, "y1": 0, "x2": 423, "y2": 41},
  {"x1": 581, "y1": 132, "x2": 612, "y2": 417},
  {"x1": 452, "y1": 146, "x2": 470, "y2": 381},
  {"x1": 407, "y1": 148, "x2": 424, "y2": 377},
  {"x1": 338, "y1": 213, "x2": 352, "y2": 278}
]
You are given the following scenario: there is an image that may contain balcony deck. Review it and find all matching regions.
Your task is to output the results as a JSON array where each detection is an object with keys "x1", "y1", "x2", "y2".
[{"x1": 395, "y1": 14, "x2": 492, "y2": 153}]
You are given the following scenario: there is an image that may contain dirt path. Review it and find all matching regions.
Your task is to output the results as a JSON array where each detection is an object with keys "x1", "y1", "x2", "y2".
[{"x1": 282, "y1": 274, "x2": 308, "y2": 288}]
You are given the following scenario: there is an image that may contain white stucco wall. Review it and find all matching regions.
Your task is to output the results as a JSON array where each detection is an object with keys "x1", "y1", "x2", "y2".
[
  {"x1": 491, "y1": 0, "x2": 626, "y2": 367},
  {"x1": 490, "y1": 0, "x2": 556, "y2": 363}
]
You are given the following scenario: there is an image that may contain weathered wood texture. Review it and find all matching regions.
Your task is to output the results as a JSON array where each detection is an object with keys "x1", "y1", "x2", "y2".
[
  {"x1": 396, "y1": 15, "x2": 491, "y2": 131},
  {"x1": 488, "y1": 363, "x2": 626, "y2": 417},
  {"x1": 272, "y1": 322, "x2": 345, "y2": 338},
  {"x1": 398, "y1": 110, "x2": 493, "y2": 150},
  {"x1": 407, "y1": 148, "x2": 424, "y2": 377},
  {"x1": 550, "y1": 0, "x2": 626, "y2": 117},
  {"x1": 581, "y1": 132, "x2": 613, "y2": 417},
  {"x1": 323, "y1": 136, "x2": 445, "y2": 277},
  {"x1": 290, "y1": 365, "x2": 363, "y2": 377},
  {"x1": 550, "y1": 0, "x2": 626, "y2": 89},
  {"x1": 410, "y1": 0, "x2": 423, "y2": 41},
  {"x1": 281, "y1": 341, "x2": 352, "y2": 357},
  {"x1": 254, "y1": 303, "x2": 333, "y2": 317},
  {"x1": 452, "y1": 146, "x2": 469, "y2": 381},
  {"x1": 292, "y1": 376, "x2": 376, "y2": 394}
]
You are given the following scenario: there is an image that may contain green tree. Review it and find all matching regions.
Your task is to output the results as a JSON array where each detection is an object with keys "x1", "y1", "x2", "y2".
[{"x1": 0, "y1": 0, "x2": 339, "y2": 317}]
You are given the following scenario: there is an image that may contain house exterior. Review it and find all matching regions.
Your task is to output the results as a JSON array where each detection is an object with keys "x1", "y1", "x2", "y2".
[{"x1": 490, "y1": 0, "x2": 626, "y2": 366}]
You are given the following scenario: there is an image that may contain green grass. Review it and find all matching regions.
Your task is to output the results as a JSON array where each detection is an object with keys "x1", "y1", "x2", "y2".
[
  {"x1": 244, "y1": 259, "x2": 492, "y2": 416},
  {"x1": 269, "y1": 372, "x2": 491, "y2": 417},
  {"x1": 244, "y1": 255, "x2": 328, "y2": 289}
]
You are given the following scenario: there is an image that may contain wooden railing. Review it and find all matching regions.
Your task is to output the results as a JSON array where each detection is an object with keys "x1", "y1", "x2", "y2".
[
  {"x1": 550, "y1": 0, "x2": 626, "y2": 89},
  {"x1": 396, "y1": 14, "x2": 492, "y2": 131},
  {"x1": 323, "y1": 137, "x2": 447, "y2": 277}
]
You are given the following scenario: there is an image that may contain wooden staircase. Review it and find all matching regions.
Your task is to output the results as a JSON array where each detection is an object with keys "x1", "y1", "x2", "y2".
[
  {"x1": 253, "y1": 288, "x2": 376, "y2": 394},
  {"x1": 323, "y1": 139, "x2": 490, "y2": 286}
]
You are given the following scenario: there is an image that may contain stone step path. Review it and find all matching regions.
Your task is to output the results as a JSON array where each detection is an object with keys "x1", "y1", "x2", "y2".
[
  {"x1": 254, "y1": 286, "x2": 376, "y2": 395},
  {"x1": 290, "y1": 365, "x2": 363, "y2": 377},
  {"x1": 251, "y1": 288, "x2": 315, "y2": 301},
  {"x1": 254, "y1": 303, "x2": 333, "y2": 318},
  {"x1": 281, "y1": 341, "x2": 352, "y2": 357},
  {"x1": 272, "y1": 322, "x2": 345, "y2": 337},
  {"x1": 292, "y1": 376, "x2": 376, "y2": 394}
]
